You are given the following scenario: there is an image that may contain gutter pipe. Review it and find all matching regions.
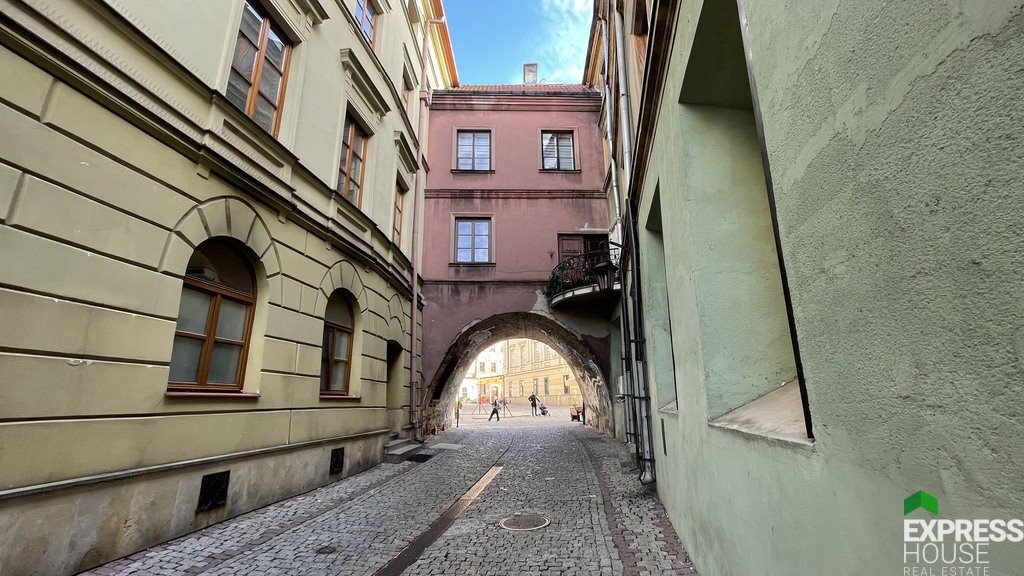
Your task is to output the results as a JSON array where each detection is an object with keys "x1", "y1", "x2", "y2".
[{"x1": 613, "y1": 0, "x2": 656, "y2": 485}]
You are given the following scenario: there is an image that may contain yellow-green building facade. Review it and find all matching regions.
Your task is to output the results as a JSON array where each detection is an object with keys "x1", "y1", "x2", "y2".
[
  {"x1": 502, "y1": 338, "x2": 583, "y2": 406},
  {"x1": 0, "y1": 0, "x2": 457, "y2": 574}
]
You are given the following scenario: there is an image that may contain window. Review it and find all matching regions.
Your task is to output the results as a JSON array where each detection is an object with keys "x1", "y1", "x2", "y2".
[
  {"x1": 339, "y1": 115, "x2": 368, "y2": 205},
  {"x1": 563, "y1": 375, "x2": 570, "y2": 395},
  {"x1": 490, "y1": 362, "x2": 496, "y2": 372},
  {"x1": 544, "y1": 346, "x2": 553, "y2": 360},
  {"x1": 321, "y1": 293, "x2": 355, "y2": 395},
  {"x1": 543, "y1": 377, "x2": 550, "y2": 395},
  {"x1": 454, "y1": 217, "x2": 491, "y2": 263},
  {"x1": 197, "y1": 471, "x2": 230, "y2": 512},
  {"x1": 519, "y1": 347, "x2": 526, "y2": 366},
  {"x1": 519, "y1": 381, "x2": 524, "y2": 396},
  {"x1": 533, "y1": 342, "x2": 541, "y2": 363},
  {"x1": 392, "y1": 185, "x2": 405, "y2": 245},
  {"x1": 478, "y1": 361, "x2": 485, "y2": 372},
  {"x1": 168, "y1": 240, "x2": 256, "y2": 391},
  {"x1": 533, "y1": 378, "x2": 538, "y2": 394},
  {"x1": 456, "y1": 130, "x2": 491, "y2": 170},
  {"x1": 227, "y1": 1, "x2": 292, "y2": 135},
  {"x1": 329, "y1": 447, "x2": 345, "y2": 475},
  {"x1": 354, "y1": 0, "x2": 378, "y2": 46},
  {"x1": 541, "y1": 131, "x2": 575, "y2": 170}
]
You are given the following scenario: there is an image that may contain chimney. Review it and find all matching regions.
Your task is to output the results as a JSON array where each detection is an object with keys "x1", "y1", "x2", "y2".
[{"x1": 523, "y1": 63, "x2": 538, "y2": 85}]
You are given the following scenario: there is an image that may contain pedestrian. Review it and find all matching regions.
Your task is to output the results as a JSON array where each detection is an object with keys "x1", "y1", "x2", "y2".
[
  {"x1": 528, "y1": 393, "x2": 539, "y2": 416},
  {"x1": 488, "y1": 397, "x2": 501, "y2": 422}
]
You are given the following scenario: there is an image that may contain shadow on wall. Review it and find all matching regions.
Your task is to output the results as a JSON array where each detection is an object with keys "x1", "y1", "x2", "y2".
[{"x1": 423, "y1": 311, "x2": 614, "y2": 435}]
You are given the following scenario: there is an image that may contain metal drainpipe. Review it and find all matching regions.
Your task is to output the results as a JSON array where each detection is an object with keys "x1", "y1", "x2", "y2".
[
  {"x1": 411, "y1": 16, "x2": 444, "y2": 442},
  {"x1": 600, "y1": 18, "x2": 637, "y2": 451},
  {"x1": 613, "y1": 0, "x2": 655, "y2": 485}
]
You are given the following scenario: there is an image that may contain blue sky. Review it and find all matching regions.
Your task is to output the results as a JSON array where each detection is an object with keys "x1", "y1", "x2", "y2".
[{"x1": 444, "y1": 0, "x2": 593, "y2": 85}]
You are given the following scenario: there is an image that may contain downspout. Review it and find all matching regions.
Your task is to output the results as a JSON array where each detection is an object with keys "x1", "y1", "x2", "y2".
[
  {"x1": 613, "y1": 0, "x2": 656, "y2": 484},
  {"x1": 600, "y1": 18, "x2": 637, "y2": 451},
  {"x1": 411, "y1": 16, "x2": 444, "y2": 442}
]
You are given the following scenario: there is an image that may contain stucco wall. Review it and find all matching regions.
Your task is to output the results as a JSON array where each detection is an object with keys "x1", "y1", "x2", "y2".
[
  {"x1": 421, "y1": 90, "x2": 613, "y2": 413},
  {"x1": 0, "y1": 0, "x2": 430, "y2": 570},
  {"x1": 636, "y1": 0, "x2": 1024, "y2": 574}
]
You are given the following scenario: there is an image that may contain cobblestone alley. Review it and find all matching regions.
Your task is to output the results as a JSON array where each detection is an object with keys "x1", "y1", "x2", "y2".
[{"x1": 86, "y1": 407, "x2": 696, "y2": 576}]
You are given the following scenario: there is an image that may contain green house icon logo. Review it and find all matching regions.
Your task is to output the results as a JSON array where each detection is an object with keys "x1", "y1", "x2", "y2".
[{"x1": 904, "y1": 491, "x2": 939, "y2": 516}]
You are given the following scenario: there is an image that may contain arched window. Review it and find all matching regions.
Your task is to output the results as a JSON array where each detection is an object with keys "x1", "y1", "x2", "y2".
[
  {"x1": 322, "y1": 293, "x2": 355, "y2": 395},
  {"x1": 168, "y1": 240, "x2": 256, "y2": 391}
]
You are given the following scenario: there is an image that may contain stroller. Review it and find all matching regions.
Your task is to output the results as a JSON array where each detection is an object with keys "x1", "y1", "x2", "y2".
[{"x1": 538, "y1": 402, "x2": 549, "y2": 416}]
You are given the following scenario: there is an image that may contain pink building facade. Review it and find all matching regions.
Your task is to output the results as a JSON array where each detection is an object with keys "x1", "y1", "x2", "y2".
[{"x1": 421, "y1": 84, "x2": 616, "y2": 431}]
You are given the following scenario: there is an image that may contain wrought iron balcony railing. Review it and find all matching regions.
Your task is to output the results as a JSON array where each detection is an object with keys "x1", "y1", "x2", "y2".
[{"x1": 544, "y1": 246, "x2": 621, "y2": 300}]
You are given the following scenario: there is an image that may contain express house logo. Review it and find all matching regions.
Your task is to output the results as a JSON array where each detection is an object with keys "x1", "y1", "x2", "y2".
[{"x1": 903, "y1": 490, "x2": 1024, "y2": 575}]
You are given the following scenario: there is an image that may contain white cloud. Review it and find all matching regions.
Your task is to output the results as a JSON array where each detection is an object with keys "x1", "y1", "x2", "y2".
[{"x1": 529, "y1": 0, "x2": 593, "y2": 84}]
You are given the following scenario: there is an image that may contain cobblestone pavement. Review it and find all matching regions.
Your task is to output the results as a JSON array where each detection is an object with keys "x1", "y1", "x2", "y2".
[{"x1": 88, "y1": 407, "x2": 696, "y2": 576}]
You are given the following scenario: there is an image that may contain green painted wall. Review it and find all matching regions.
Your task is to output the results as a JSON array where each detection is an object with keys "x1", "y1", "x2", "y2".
[{"x1": 634, "y1": 0, "x2": 1024, "y2": 574}]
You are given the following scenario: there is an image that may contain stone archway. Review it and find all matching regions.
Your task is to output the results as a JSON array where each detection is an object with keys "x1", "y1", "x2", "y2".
[{"x1": 423, "y1": 311, "x2": 614, "y2": 435}]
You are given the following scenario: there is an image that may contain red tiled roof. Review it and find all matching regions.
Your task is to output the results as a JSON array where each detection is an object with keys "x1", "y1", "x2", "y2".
[{"x1": 452, "y1": 83, "x2": 595, "y2": 94}]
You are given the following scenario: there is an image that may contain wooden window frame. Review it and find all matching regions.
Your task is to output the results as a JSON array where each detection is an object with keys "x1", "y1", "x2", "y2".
[
  {"x1": 338, "y1": 115, "x2": 369, "y2": 206},
  {"x1": 354, "y1": 0, "x2": 379, "y2": 47},
  {"x1": 392, "y1": 185, "x2": 405, "y2": 246},
  {"x1": 452, "y1": 216, "x2": 493, "y2": 264},
  {"x1": 540, "y1": 130, "x2": 576, "y2": 171},
  {"x1": 168, "y1": 273, "x2": 257, "y2": 393},
  {"x1": 454, "y1": 129, "x2": 492, "y2": 171},
  {"x1": 229, "y1": 0, "x2": 293, "y2": 137},
  {"x1": 321, "y1": 318, "x2": 355, "y2": 396}
]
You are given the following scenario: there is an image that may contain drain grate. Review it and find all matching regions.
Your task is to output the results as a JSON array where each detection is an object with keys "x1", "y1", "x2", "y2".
[
  {"x1": 499, "y1": 514, "x2": 550, "y2": 531},
  {"x1": 408, "y1": 454, "x2": 434, "y2": 463}
]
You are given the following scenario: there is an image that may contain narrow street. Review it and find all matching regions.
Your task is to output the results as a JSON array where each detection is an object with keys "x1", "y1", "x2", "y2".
[{"x1": 85, "y1": 409, "x2": 695, "y2": 576}]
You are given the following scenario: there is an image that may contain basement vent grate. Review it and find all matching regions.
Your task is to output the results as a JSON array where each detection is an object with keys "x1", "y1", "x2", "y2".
[
  {"x1": 408, "y1": 454, "x2": 434, "y2": 463},
  {"x1": 329, "y1": 447, "x2": 345, "y2": 475},
  {"x1": 197, "y1": 470, "x2": 230, "y2": 512},
  {"x1": 499, "y1": 514, "x2": 550, "y2": 531}
]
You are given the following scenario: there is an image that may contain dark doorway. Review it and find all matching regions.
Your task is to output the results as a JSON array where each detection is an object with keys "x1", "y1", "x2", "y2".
[{"x1": 558, "y1": 234, "x2": 606, "y2": 262}]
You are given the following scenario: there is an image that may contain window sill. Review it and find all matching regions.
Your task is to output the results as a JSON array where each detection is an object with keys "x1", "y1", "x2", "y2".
[
  {"x1": 449, "y1": 262, "x2": 495, "y2": 267},
  {"x1": 451, "y1": 169, "x2": 495, "y2": 174},
  {"x1": 165, "y1": 390, "x2": 261, "y2": 399},
  {"x1": 708, "y1": 380, "x2": 813, "y2": 448},
  {"x1": 539, "y1": 169, "x2": 581, "y2": 174},
  {"x1": 319, "y1": 394, "x2": 361, "y2": 401},
  {"x1": 658, "y1": 400, "x2": 679, "y2": 415}
]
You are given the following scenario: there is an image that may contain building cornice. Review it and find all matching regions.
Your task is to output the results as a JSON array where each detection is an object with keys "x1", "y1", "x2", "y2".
[
  {"x1": 426, "y1": 189, "x2": 605, "y2": 200},
  {"x1": 430, "y1": 92, "x2": 601, "y2": 112}
]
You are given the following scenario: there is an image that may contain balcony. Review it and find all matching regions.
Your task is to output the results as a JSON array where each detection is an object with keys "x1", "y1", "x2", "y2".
[{"x1": 544, "y1": 246, "x2": 621, "y2": 309}]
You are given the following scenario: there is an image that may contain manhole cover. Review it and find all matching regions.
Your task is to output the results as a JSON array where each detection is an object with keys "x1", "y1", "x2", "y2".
[
  {"x1": 314, "y1": 546, "x2": 337, "y2": 555},
  {"x1": 408, "y1": 454, "x2": 434, "y2": 463},
  {"x1": 499, "y1": 514, "x2": 550, "y2": 531}
]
